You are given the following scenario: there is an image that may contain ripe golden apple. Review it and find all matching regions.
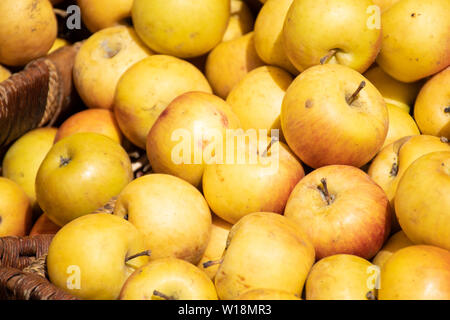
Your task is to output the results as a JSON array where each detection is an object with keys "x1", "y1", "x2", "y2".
[
  {"x1": 372, "y1": 0, "x2": 400, "y2": 12},
  {"x1": 205, "y1": 32, "x2": 264, "y2": 99},
  {"x1": 305, "y1": 254, "x2": 375, "y2": 300},
  {"x1": 281, "y1": 64, "x2": 388, "y2": 169},
  {"x1": 382, "y1": 104, "x2": 420, "y2": 149},
  {"x1": 414, "y1": 67, "x2": 450, "y2": 139},
  {"x1": 222, "y1": 0, "x2": 254, "y2": 42},
  {"x1": 372, "y1": 231, "x2": 413, "y2": 269},
  {"x1": 76, "y1": 0, "x2": 133, "y2": 32},
  {"x1": 238, "y1": 288, "x2": 301, "y2": 300},
  {"x1": 35, "y1": 133, "x2": 133, "y2": 226},
  {"x1": 114, "y1": 174, "x2": 212, "y2": 264},
  {"x1": 364, "y1": 65, "x2": 423, "y2": 113},
  {"x1": 114, "y1": 55, "x2": 212, "y2": 149},
  {"x1": 379, "y1": 245, "x2": 450, "y2": 300},
  {"x1": 0, "y1": 177, "x2": 32, "y2": 237},
  {"x1": 284, "y1": 165, "x2": 391, "y2": 260},
  {"x1": 376, "y1": 0, "x2": 450, "y2": 82},
  {"x1": 48, "y1": 38, "x2": 70, "y2": 54},
  {"x1": 395, "y1": 151, "x2": 450, "y2": 251},
  {"x1": 0, "y1": 0, "x2": 57, "y2": 66},
  {"x1": 283, "y1": 0, "x2": 381, "y2": 73},
  {"x1": 368, "y1": 135, "x2": 450, "y2": 229},
  {"x1": 226, "y1": 66, "x2": 293, "y2": 133},
  {"x1": 198, "y1": 215, "x2": 232, "y2": 280},
  {"x1": 73, "y1": 26, "x2": 152, "y2": 110},
  {"x1": 47, "y1": 213, "x2": 150, "y2": 300},
  {"x1": 120, "y1": 258, "x2": 218, "y2": 300},
  {"x1": 215, "y1": 212, "x2": 315, "y2": 300},
  {"x1": 29, "y1": 213, "x2": 60, "y2": 236},
  {"x1": 0, "y1": 65, "x2": 11, "y2": 82},
  {"x1": 132, "y1": 0, "x2": 229, "y2": 58},
  {"x1": 254, "y1": 0, "x2": 298, "y2": 74},
  {"x1": 2, "y1": 127, "x2": 57, "y2": 212},
  {"x1": 146, "y1": 91, "x2": 240, "y2": 187},
  {"x1": 54, "y1": 109, "x2": 122, "y2": 144},
  {"x1": 202, "y1": 138, "x2": 304, "y2": 224}
]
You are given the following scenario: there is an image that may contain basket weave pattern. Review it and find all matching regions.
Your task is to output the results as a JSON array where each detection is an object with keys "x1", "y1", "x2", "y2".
[{"x1": 0, "y1": 235, "x2": 78, "y2": 300}]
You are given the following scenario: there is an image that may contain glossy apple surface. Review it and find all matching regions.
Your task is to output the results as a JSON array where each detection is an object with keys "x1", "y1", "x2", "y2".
[
  {"x1": 284, "y1": 165, "x2": 391, "y2": 260},
  {"x1": 36, "y1": 133, "x2": 133, "y2": 226}
]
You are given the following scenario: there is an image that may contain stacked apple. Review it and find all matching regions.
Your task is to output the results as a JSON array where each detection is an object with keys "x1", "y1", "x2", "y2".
[{"x1": 0, "y1": 0, "x2": 449, "y2": 300}]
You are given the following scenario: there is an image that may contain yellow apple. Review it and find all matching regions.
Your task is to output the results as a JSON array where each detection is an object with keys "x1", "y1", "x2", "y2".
[
  {"x1": 114, "y1": 55, "x2": 212, "y2": 149},
  {"x1": 29, "y1": 213, "x2": 60, "y2": 236},
  {"x1": 205, "y1": 32, "x2": 264, "y2": 99},
  {"x1": 281, "y1": 64, "x2": 388, "y2": 169},
  {"x1": 414, "y1": 67, "x2": 450, "y2": 139},
  {"x1": 54, "y1": 109, "x2": 123, "y2": 144},
  {"x1": 285, "y1": 165, "x2": 391, "y2": 260},
  {"x1": 2, "y1": 127, "x2": 58, "y2": 212},
  {"x1": 305, "y1": 254, "x2": 375, "y2": 300},
  {"x1": 254, "y1": 0, "x2": 298, "y2": 74},
  {"x1": 372, "y1": 231, "x2": 413, "y2": 269},
  {"x1": 47, "y1": 213, "x2": 150, "y2": 300},
  {"x1": 222, "y1": 0, "x2": 254, "y2": 42},
  {"x1": 395, "y1": 151, "x2": 450, "y2": 251},
  {"x1": 132, "y1": 0, "x2": 229, "y2": 58},
  {"x1": 0, "y1": 64, "x2": 11, "y2": 82},
  {"x1": 215, "y1": 212, "x2": 315, "y2": 300},
  {"x1": 376, "y1": 0, "x2": 450, "y2": 82},
  {"x1": 226, "y1": 66, "x2": 293, "y2": 133},
  {"x1": 120, "y1": 258, "x2": 218, "y2": 300},
  {"x1": 283, "y1": 0, "x2": 381, "y2": 73},
  {"x1": 0, "y1": 177, "x2": 32, "y2": 237},
  {"x1": 73, "y1": 25, "x2": 152, "y2": 110},
  {"x1": 35, "y1": 133, "x2": 133, "y2": 226},
  {"x1": 372, "y1": 0, "x2": 400, "y2": 13},
  {"x1": 238, "y1": 288, "x2": 301, "y2": 300},
  {"x1": 198, "y1": 215, "x2": 232, "y2": 280},
  {"x1": 0, "y1": 0, "x2": 57, "y2": 66},
  {"x1": 114, "y1": 174, "x2": 212, "y2": 264},
  {"x1": 368, "y1": 135, "x2": 450, "y2": 229},
  {"x1": 379, "y1": 245, "x2": 450, "y2": 300},
  {"x1": 146, "y1": 91, "x2": 241, "y2": 187},
  {"x1": 202, "y1": 138, "x2": 304, "y2": 224},
  {"x1": 76, "y1": 0, "x2": 133, "y2": 32},
  {"x1": 382, "y1": 104, "x2": 420, "y2": 149},
  {"x1": 48, "y1": 38, "x2": 70, "y2": 54},
  {"x1": 364, "y1": 65, "x2": 423, "y2": 113}
]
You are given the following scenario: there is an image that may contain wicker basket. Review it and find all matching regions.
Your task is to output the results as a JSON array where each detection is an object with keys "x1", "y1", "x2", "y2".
[
  {"x1": 0, "y1": 196, "x2": 125, "y2": 300},
  {"x1": 0, "y1": 234, "x2": 78, "y2": 300},
  {"x1": 0, "y1": 38, "x2": 151, "y2": 298},
  {"x1": 0, "y1": 44, "x2": 81, "y2": 156}
]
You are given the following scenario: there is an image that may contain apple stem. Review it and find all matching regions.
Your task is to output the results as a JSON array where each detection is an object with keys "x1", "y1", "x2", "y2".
[
  {"x1": 444, "y1": 107, "x2": 450, "y2": 113},
  {"x1": 202, "y1": 258, "x2": 223, "y2": 269},
  {"x1": 320, "y1": 49, "x2": 337, "y2": 65},
  {"x1": 346, "y1": 81, "x2": 366, "y2": 105},
  {"x1": 125, "y1": 250, "x2": 151, "y2": 262},
  {"x1": 317, "y1": 178, "x2": 334, "y2": 205},
  {"x1": 53, "y1": 8, "x2": 68, "y2": 18},
  {"x1": 153, "y1": 290, "x2": 175, "y2": 300},
  {"x1": 261, "y1": 136, "x2": 279, "y2": 157}
]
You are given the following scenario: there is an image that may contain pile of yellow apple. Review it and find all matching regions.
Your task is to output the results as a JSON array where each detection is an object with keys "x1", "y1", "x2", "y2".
[{"x1": 0, "y1": 0, "x2": 449, "y2": 300}]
